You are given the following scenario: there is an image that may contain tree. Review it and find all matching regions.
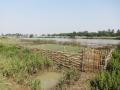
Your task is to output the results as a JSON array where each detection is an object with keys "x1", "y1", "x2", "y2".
[
  {"x1": 116, "y1": 29, "x2": 120, "y2": 36},
  {"x1": 29, "y1": 34, "x2": 34, "y2": 38},
  {"x1": 69, "y1": 31, "x2": 76, "y2": 38}
]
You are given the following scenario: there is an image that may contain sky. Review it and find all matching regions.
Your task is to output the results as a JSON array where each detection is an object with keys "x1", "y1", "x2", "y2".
[{"x1": 0, "y1": 0, "x2": 120, "y2": 34}]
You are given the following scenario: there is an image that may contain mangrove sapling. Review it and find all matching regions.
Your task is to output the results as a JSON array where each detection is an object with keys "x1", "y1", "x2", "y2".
[
  {"x1": 53, "y1": 68, "x2": 80, "y2": 90},
  {"x1": 44, "y1": 57, "x2": 53, "y2": 70},
  {"x1": 30, "y1": 79, "x2": 42, "y2": 90},
  {"x1": 57, "y1": 63, "x2": 63, "y2": 70},
  {"x1": 57, "y1": 79, "x2": 65, "y2": 90},
  {"x1": 64, "y1": 68, "x2": 80, "y2": 85}
]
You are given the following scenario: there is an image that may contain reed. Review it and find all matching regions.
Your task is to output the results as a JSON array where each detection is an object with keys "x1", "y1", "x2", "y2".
[{"x1": 0, "y1": 43, "x2": 53, "y2": 85}]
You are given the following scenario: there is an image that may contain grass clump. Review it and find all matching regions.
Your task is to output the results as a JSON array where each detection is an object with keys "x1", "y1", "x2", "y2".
[
  {"x1": 64, "y1": 68, "x2": 79, "y2": 82},
  {"x1": 56, "y1": 68, "x2": 80, "y2": 90},
  {"x1": 29, "y1": 79, "x2": 41, "y2": 90}
]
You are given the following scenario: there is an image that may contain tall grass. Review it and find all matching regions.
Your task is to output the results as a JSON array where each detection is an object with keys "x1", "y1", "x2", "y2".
[
  {"x1": 90, "y1": 45, "x2": 120, "y2": 90},
  {"x1": 0, "y1": 43, "x2": 53, "y2": 86}
]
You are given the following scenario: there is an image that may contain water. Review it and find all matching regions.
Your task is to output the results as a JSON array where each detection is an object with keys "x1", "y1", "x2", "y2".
[
  {"x1": 23, "y1": 38, "x2": 120, "y2": 46},
  {"x1": 34, "y1": 72, "x2": 63, "y2": 90}
]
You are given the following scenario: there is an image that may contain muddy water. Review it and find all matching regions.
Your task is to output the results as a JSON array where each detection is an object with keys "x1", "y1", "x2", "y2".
[{"x1": 35, "y1": 72, "x2": 63, "y2": 90}]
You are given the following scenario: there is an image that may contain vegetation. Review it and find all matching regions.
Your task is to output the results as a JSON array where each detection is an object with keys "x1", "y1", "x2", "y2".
[
  {"x1": 0, "y1": 37, "x2": 20, "y2": 44},
  {"x1": 21, "y1": 38, "x2": 83, "y2": 54},
  {"x1": 29, "y1": 34, "x2": 34, "y2": 38},
  {"x1": 51, "y1": 29, "x2": 120, "y2": 38},
  {"x1": 29, "y1": 79, "x2": 41, "y2": 90},
  {"x1": 1, "y1": 37, "x2": 119, "y2": 90},
  {"x1": 0, "y1": 41, "x2": 53, "y2": 89},
  {"x1": 0, "y1": 38, "x2": 83, "y2": 90},
  {"x1": 56, "y1": 68, "x2": 80, "y2": 90},
  {"x1": 27, "y1": 44, "x2": 81, "y2": 54},
  {"x1": 90, "y1": 45, "x2": 120, "y2": 90},
  {"x1": 1, "y1": 29, "x2": 120, "y2": 39}
]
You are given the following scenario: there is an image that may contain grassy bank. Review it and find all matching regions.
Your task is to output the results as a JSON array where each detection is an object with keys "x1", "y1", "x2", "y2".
[
  {"x1": 26, "y1": 44, "x2": 82, "y2": 54},
  {"x1": 0, "y1": 43, "x2": 53, "y2": 90},
  {"x1": 0, "y1": 38, "x2": 82, "y2": 90},
  {"x1": 20, "y1": 39, "x2": 83, "y2": 54},
  {"x1": 90, "y1": 45, "x2": 120, "y2": 90}
]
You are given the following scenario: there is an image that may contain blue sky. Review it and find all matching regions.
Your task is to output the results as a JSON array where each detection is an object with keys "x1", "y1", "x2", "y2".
[{"x1": 0, "y1": 0, "x2": 120, "y2": 34}]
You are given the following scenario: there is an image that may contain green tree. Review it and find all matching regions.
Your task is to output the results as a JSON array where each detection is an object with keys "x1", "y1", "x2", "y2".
[
  {"x1": 116, "y1": 29, "x2": 120, "y2": 36},
  {"x1": 29, "y1": 34, "x2": 34, "y2": 38}
]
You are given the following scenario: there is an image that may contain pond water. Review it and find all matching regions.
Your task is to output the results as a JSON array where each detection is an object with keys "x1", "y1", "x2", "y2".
[
  {"x1": 23, "y1": 38, "x2": 120, "y2": 46},
  {"x1": 34, "y1": 72, "x2": 63, "y2": 90}
]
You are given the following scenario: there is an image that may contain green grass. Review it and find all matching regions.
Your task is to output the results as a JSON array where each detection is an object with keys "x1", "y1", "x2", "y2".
[
  {"x1": 0, "y1": 37, "x2": 20, "y2": 45},
  {"x1": 0, "y1": 43, "x2": 53, "y2": 90},
  {"x1": 27, "y1": 44, "x2": 82, "y2": 54},
  {"x1": 29, "y1": 79, "x2": 41, "y2": 90}
]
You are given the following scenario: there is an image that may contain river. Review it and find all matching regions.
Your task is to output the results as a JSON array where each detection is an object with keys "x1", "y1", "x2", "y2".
[{"x1": 23, "y1": 38, "x2": 120, "y2": 46}]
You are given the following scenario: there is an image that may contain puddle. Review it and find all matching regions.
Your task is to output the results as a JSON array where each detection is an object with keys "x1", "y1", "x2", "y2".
[{"x1": 34, "y1": 72, "x2": 63, "y2": 90}]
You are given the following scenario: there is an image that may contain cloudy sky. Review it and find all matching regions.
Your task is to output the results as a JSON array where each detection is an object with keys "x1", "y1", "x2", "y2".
[{"x1": 0, "y1": 0, "x2": 120, "y2": 34}]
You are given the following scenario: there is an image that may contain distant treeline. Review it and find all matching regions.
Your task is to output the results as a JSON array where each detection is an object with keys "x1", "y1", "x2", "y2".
[
  {"x1": 1, "y1": 29, "x2": 120, "y2": 39},
  {"x1": 51, "y1": 29, "x2": 120, "y2": 38},
  {"x1": 1, "y1": 33, "x2": 33, "y2": 38}
]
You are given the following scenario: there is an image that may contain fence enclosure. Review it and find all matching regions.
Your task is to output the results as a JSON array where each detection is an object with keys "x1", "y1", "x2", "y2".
[{"x1": 31, "y1": 46, "x2": 114, "y2": 72}]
